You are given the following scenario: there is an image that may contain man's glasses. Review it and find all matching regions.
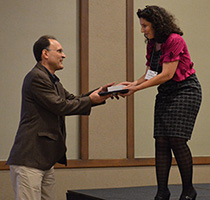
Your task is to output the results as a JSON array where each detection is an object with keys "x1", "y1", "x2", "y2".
[{"x1": 45, "y1": 48, "x2": 64, "y2": 54}]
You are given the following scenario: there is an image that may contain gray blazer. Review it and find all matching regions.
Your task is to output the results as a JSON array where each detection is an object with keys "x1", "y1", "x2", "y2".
[{"x1": 7, "y1": 63, "x2": 94, "y2": 170}]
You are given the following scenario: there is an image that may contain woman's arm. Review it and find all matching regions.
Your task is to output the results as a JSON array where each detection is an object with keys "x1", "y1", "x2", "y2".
[
  {"x1": 121, "y1": 60, "x2": 178, "y2": 96},
  {"x1": 137, "y1": 60, "x2": 178, "y2": 90}
]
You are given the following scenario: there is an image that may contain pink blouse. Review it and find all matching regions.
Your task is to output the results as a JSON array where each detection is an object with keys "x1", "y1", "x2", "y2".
[{"x1": 146, "y1": 33, "x2": 195, "y2": 82}]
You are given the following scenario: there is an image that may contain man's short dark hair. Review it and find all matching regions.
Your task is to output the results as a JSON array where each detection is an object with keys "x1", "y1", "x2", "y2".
[{"x1": 33, "y1": 35, "x2": 57, "y2": 62}]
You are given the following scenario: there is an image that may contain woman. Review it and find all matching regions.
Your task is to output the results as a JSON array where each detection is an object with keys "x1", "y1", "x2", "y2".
[{"x1": 119, "y1": 5, "x2": 202, "y2": 200}]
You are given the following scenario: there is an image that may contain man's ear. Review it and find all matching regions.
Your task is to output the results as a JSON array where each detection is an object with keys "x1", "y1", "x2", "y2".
[{"x1": 41, "y1": 49, "x2": 49, "y2": 60}]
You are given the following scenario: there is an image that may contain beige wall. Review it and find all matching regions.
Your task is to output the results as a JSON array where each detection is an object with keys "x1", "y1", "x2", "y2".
[
  {"x1": 88, "y1": 0, "x2": 127, "y2": 159},
  {"x1": 0, "y1": 0, "x2": 210, "y2": 200}
]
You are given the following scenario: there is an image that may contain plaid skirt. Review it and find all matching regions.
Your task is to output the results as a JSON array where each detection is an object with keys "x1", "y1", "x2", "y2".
[{"x1": 154, "y1": 74, "x2": 202, "y2": 140}]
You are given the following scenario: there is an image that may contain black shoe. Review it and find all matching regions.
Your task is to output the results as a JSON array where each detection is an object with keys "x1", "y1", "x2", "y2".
[
  {"x1": 154, "y1": 189, "x2": 170, "y2": 200},
  {"x1": 179, "y1": 189, "x2": 197, "y2": 200}
]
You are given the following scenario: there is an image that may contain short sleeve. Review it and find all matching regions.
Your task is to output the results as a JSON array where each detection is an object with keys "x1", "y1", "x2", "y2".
[{"x1": 160, "y1": 34, "x2": 185, "y2": 63}]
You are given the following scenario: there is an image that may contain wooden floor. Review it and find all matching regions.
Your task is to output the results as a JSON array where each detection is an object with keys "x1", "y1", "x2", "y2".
[{"x1": 67, "y1": 184, "x2": 210, "y2": 200}]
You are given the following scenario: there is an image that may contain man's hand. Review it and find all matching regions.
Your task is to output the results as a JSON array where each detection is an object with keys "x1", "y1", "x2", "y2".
[
  {"x1": 100, "y1": 82, "x2": 121, "y2": 100},
  {"x1": 100, "y1": 82, "x2": 115, "y2": 93},
  {"x1": 89, "y1": 87, "x2": 112, "y2": 105}
]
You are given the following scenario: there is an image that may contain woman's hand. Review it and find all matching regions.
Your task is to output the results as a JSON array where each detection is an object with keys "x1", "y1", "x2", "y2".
[
  {"x1": 117, "y1": 81, "x2": 135, "y2": 87},
  {"x1": 117, "y1": 81, "x2": 137, "y2": 97},
  {"x1": 121, "y1": 85, "x2": 136, "y2": 97}
]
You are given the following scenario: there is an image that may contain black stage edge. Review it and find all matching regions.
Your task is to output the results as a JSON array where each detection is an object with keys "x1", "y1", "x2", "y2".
[
  {"x1": 66, "y1": 191, "x2": 103, "y2": 200},
  {"x1": 66, "y1": 184, "x2": 210, "y2": 200}
]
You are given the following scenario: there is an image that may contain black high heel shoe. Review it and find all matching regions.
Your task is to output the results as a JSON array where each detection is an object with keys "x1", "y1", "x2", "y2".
[
  {"x1": 154, "y1": 189, "x2": 171, "y2": 200},
  {"x1": 179, "y1": 189, "x2": 197, "y2": 200}
]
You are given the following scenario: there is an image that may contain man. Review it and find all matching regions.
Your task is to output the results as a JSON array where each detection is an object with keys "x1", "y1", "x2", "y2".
[{"x1": 7, "y1": 35, "x2": 113, "y2": 200}]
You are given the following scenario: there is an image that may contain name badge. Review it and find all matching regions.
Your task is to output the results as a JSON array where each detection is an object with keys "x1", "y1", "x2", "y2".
[{"x1": 145, "y1": 69, "x2": 158, "y2": 80}]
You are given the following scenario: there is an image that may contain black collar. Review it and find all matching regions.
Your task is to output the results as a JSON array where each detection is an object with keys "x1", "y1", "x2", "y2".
[{"x1": 42, "y1": 66, "x2": 60, "y2": 85}]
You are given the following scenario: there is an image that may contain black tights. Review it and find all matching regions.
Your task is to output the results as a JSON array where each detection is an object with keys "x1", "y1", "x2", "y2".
[{"x1": 155, "y1": 136, "x2": 194, "y2": 196}]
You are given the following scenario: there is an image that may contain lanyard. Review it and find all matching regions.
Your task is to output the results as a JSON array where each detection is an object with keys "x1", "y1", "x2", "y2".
[{"x1": 150, "y1": 45, "x2": 162, "y2": 72}]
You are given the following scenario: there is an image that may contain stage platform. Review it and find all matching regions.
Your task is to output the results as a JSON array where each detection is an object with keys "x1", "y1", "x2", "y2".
[{"x1": 67, "y1": 183, "x2": 210, "y2": 200}]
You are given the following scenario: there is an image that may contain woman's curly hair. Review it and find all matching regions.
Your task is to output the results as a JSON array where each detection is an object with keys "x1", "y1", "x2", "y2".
[{"x1": 137, "y1": 5, "x2": 183, "y2": 43}]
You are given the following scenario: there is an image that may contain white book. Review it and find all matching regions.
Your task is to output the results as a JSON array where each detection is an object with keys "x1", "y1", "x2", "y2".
[{"x1": 107, "y1": 85, "x2": 126, "y2": 92}]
